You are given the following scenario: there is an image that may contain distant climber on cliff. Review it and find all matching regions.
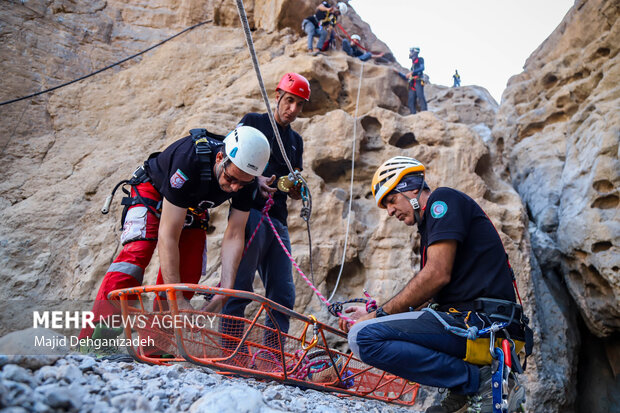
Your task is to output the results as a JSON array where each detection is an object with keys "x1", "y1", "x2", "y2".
[
  {"x1": 342, "y1": 34, "x2": 385, "y2": 62},
  {"x1": 394, "y1": 47, "x2": 427, "y2": 114},
  {"x1": 339, "y1": 156, "x2": 532, "y2": 413},
  {"x1": 221, "y1": 73, "x2": 310, "y2": 340},
  {"x1": 317, "y1": 2, "x2": 347, "y2": 52},
  {"x1": 78, "y1": 126, "x2": 271, "y2": 352},
  {"x1": 453, "y1": 70, "x2": 461, "y2": 87},
  {"x1": 302, "y1": 1, "x2": 332, "y2": 54}
]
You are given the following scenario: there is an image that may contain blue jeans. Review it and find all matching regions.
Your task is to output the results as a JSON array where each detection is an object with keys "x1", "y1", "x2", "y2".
[
  {"x1": 317, "y1": 26, "x2": 330, "y2": 51},
  {"x1": 407, "y1": 77, "x2": 427, "y2": 114},
  {"x1": 348, "y1": 310, "x2": 480, "y2": 394},
  {"x1": 222, "y1": 208, "x2": 296, "y2": 335},
  {"x1": 303, "y1": 20, "x2": 318, "y2": 51}
]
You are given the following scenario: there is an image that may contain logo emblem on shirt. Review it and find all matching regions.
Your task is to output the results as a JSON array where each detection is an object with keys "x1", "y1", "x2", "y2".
[
  {"x1": 430, "y1": 201, "x2": 448, "y2": 219},
  {"x1": 170, "y1": 169, "x2": 188, "y2": 189}
]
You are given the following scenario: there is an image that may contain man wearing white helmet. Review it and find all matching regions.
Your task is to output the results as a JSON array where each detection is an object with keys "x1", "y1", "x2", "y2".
[
  {"x1": 340, "y1": 157, "x2": 532, "y2": 413},
  {"x1": 394, "y1": 47, "x2": 428, "y2": 114},
  {"x1": 79, "y1": 126, "x2": 270, "y2": 344},
  {"x1": 342, "y1": 33, "x2": 385, "y2": 62}
]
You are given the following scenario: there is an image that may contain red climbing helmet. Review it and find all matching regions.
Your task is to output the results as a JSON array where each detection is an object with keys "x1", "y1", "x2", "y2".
[{"x1": 276, "y1": 72, "x2": 311, "y2": 101}]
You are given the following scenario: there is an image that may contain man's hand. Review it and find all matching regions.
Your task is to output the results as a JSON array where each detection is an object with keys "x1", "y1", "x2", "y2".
[
  {"x1": 175, "y1": 293, "x2": 194, "y2": 311},
  {"x1": 338, "y1": 305, "x2": 375, "y2": 333},
  {"x1": 258, "y1": 175, "x2": 277, "y2": 199},
  {"x1": 200, "y1": 294, "x2": 226, "y2": 314},
  {"x1": 288, "y1": 182, "x2": 303, "y2": 200}
]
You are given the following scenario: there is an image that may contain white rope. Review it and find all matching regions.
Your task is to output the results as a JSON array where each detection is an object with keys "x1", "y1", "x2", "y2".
[{"x1": 327, "y1": 61, "x2": 364, "y2": 303}]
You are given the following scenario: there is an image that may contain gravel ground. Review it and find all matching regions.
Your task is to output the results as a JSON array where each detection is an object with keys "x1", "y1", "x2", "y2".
[{"x1": 0, "y1": 354, "x2": 425, "y2": 412}]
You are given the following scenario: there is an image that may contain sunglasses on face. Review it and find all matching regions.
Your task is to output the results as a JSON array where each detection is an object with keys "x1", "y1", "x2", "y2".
[{"x1": 222, "y1": 166, "x2": 255, "y2": 187}]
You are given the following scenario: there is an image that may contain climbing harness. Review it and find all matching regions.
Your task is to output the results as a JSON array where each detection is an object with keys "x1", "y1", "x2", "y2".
[
  {"x1": 101, "y1": 128, "x2": 222, "y2": 231},
  {"x1": 422, "y1": 303, "x2": 528, "y2": 413},
  {"x1": 109, "y1": 284, "x2": 420, "y2": 405}
]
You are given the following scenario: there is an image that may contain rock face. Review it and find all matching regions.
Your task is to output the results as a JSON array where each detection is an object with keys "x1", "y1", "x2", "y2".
[
  {"x1": 492, "y1": 0, "x2": 619, "y2": 410},
  {"x1": 1, "y1": 0, "x2": 618, "y2": 412}
]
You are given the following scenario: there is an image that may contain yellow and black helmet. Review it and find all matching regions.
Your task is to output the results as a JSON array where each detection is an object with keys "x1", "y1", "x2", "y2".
[{"x1": 371, "y1": 156, "x2": 425, "y2": 208}]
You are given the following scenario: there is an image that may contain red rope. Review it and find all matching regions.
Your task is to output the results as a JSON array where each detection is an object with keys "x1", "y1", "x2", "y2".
[
  {"x1": 244, "y1": 194, "x2": 355, "y2": 324},
  {"x1": 336, "y1": 23, "x2": 370, "y2": 52}
]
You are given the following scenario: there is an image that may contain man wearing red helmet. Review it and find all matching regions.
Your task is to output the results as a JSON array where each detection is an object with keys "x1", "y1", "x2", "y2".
[{"x1": 221, "y1": 73, "x2": 310, "y2": 338}]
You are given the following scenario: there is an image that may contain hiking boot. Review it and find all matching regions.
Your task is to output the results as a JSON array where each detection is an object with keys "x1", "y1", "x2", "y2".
[
  {"x1": 426, "y1": 390, "x2": 469, "y2": 412},
  {"x1": 507, "y1": 380, "x2": 526, "y2": 412},
  {"x1": 78, "y1": 323, "x2": 123, "y2": 357},
  {"x1": 91, "y1": 323, "x2": 124, "y2": 340},
  {"x1": 466, "y1": 365, "x2": 493, "y2": 413}
]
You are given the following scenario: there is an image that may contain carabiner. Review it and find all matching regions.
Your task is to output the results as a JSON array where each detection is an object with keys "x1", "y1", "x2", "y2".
[{"x1": 301, "y1": 315, "x2": 319, "y2": 350}]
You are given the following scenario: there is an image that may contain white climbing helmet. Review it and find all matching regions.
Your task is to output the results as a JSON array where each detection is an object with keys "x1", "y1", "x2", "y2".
[
  {"x1": 337, "y1": 2, "x2": 348, "y2": 14},
  {"x1": 223, "y1": 126, "x2": 270, "y2": 176},
  {"x1": 351, "y1": 34, "x2": 361, "y2": 42}
]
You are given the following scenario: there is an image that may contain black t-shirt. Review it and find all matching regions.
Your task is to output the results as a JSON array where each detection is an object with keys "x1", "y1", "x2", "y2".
[
  {"x1": 144, "y1": 135, "x2": 256, "y2": 211},
  {"x1": 350, "y1": 44, "x2": 364, "y2": 58},
  {"x1": 237, "y1": 113, "x2": 303, "y2": 225},
  {"x1": 418, "y1": 187, "x2": 516, "y2": 305},
  {"x1": 315, "y1": 1, "x2": 331, "y2": 21}
]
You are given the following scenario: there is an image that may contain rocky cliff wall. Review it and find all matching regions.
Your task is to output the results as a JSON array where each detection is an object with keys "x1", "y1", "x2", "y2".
[
  {"x1": 492, "y1": 0, "x2": 619, "y2": 410},
  {"x1": 1, "y1": 0, "x2": 617, "y2": 411}
]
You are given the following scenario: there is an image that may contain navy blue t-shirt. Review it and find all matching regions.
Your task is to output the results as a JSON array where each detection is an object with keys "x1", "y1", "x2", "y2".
[
  {"x1": 237, "y1": 113, "x2": 303, "y2": 225},
  {"x1": 411, "y1": 57, "x2": 425, "y2": 76},
  {"x1": 418, "y1": 187, "x2": 516, "y2": 305},
  {"x1": 144, "y1": 135, "x2": 256, "y2": 211}
]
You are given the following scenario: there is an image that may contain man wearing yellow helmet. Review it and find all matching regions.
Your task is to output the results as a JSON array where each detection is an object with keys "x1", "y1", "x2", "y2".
[{"x1": 340, "y1": 156, "x2": 530, "y2": 413}]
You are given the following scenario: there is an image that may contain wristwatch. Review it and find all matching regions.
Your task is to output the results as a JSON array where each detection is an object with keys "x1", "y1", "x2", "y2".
[{"x1": 375, "y1": 306, "x2": 390, "y2": 318}]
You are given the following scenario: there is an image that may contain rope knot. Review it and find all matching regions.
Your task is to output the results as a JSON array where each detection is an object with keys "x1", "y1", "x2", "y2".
[
  {"x1": 300, "y1": 206, "x2": 310, "y2": 222},
  {"x1": 365, "y1": 298, "x2": 377, "y2": 313},
  {"x1": 328, "y1": 303, "x2": 343, "y2": 317},
  {"x1": 466, "y1": 326, "x2": 479, "y2": 340},
  {"x1": 262, "y1": 195, "x2": 275, "y2": 214}
]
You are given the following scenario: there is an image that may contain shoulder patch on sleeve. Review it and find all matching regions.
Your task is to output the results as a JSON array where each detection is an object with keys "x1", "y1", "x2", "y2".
[
  {"x1": 430, "y1": 200, "x2": 448, "y2": 219},
  {"x1": 170, "y1": 169, "x2": 188, "y2": 189}
]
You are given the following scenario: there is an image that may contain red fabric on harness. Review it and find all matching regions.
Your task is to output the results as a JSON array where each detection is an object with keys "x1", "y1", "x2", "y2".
[{"x1": 79, "y1": 182, "x2": 207, "y2": 339}]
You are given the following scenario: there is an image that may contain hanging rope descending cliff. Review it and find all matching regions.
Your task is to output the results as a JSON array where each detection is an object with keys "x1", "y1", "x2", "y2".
[
  {"x1": 0, "y1": 20, "x2": 211, "y2": 107},
  {"x1": 327, "y1": 61, "x2": 365, "y2": 303}
]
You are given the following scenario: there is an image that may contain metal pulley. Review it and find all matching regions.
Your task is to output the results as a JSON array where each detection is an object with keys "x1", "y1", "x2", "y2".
[{"x1": 277, "y1": 173, "x2": 297, "y2": 192}]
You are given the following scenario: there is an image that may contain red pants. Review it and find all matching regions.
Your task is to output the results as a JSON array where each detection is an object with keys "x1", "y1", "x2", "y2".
[{"x1": 79, "y1": 183, "x2": 206, "y2": 339}]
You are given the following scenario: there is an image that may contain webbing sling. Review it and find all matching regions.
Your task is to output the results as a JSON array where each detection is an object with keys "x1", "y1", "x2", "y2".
[{"x1": 189, "y1": 128, "x2": 226, "y2": 187}]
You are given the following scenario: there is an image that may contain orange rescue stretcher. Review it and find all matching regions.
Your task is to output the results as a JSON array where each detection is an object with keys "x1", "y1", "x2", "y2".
[{"x1": 108, "y1": 284, "x2": 419, "y2": 406}]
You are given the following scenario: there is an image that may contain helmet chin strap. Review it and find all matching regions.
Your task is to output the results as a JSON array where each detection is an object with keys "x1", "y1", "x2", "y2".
[
  {"x1": 398, "y1": 183, "x2": 425, "y2": 226},
  {"x1": 275, "y1": 92, "x2": 285, "y2": 125},
  {"x1": 215, "y1": 155, "x2": 229, "y2": 190}
]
